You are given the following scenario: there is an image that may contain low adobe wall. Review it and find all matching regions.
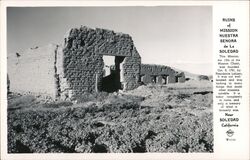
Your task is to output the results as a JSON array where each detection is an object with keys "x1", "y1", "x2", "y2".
[
  {"x1": 176, "y1": 72, "x2": 185, "y2": 83},
  {"x1": 7, "y1": 44, "x2": 58, "y2": 98},
  {"x1": 140, "y1": 64, "x2": 185, "y2": 84}
]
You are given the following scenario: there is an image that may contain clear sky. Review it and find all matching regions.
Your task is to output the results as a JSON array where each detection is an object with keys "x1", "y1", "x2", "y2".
[{"x1": 7, "y1": 6, "x2": 212, "y2": 75}]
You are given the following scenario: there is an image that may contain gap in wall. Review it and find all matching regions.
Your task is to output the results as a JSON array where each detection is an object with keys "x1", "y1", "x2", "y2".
[{"x1": 101, "y1": 55, "x2": 125, "y2": 93}]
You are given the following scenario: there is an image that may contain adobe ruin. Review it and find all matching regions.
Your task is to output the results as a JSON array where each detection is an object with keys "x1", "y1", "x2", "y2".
[
  {"x1": 140, "y1": 64, "x2": 185, "y2": 85},
  {"x1": 7, "y1": 26, "x2": 185, "y2": 100}
]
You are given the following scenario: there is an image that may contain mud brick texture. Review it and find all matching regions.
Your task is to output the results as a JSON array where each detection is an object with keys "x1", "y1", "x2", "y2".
[
  {"x1": 58, "y1": 26, "x2": 141, "y2": 99},
  {"x1": 8, "y1": 26, "x2": 141, "y2": 100},
  {"x1": 140, "y1": 64, "x2": 185, "y2": 84},
  {"x1": 8, "y1": 26, "x2": 185, "y2": 100}
]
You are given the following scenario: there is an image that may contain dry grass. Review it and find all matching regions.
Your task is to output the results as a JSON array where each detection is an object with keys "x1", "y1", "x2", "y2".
[{"x1": 7, "y1": 80, "x2": 213, "y2": 153}]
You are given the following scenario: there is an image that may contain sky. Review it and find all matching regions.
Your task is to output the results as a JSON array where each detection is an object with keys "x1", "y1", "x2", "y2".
[{"x1": 7, "y1": 6, "x2": 212, "y2": 75}]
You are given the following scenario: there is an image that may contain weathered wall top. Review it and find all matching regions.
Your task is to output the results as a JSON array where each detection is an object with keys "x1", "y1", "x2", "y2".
[
  {"x1": 140, "y1": 64, "x2": 176, "y2": 75},
  {"x1": 64, "y1": 26, "x2": 138, "y2": 57},
  {"x1": 176, "y1": 72, "x2": 185, "y2": 77}
]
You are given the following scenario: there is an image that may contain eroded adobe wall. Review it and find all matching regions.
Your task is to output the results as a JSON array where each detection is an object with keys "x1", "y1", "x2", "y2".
[
  {"x1": 59, "y1": 26, "x2": 141, "y2": 98},
  {"x1": 122, "y1": 46, "x2": 141, "y2": 90},
  {"x1": 140, "y1": 64, "x2": 176, "y2": 84},
  {"x1": 7, "y1": 44, "x2": 58, "y2": 98},
  {"x1": 176, "y1": 72, "x2": 185, "y2": 83}
]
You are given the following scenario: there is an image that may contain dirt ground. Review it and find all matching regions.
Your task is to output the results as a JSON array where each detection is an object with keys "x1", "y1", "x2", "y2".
[{"x1": 7, "y1": 80, "x2": 213, "y2": 153}]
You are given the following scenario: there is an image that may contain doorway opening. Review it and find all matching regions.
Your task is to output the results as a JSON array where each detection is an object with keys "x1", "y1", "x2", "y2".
[
  {"x1": 162, "y1": 75, "x2": 169, "y2": 84},
  {"x1": 138, "y1": 74, "x2": 145, "y2": 85},
  {"x1": 138, "y1": 75, "x2": 145, "y2": 83},
  {"x1": 101, "y1": 55, "x2": 125, "y2": 93},
  {"x1": 151, "y1": 75, "x2": 157, "y2": 84},
  {"x1": 175, "y1": 76, "x2": 179, "y2": 83}
]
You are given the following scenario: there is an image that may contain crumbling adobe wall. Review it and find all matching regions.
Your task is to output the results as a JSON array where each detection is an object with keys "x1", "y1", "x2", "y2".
[
  {"x1": 58, "y1": 26, "x2": 141, "y2": 99},
  {"x1": 176, "y1": 72, "x2": 185, "y2": 83},
  {"x1": 7, "y1": 26, "x2": 141, "y2": 100},
  {"x1": 7, "y1": 44, "x2": 58, "y2": 98},
  {"x1": 140, "y1": 64, "x2": 177, "y2": 84},
  {"x1": 56, "y1": 27, "x2": 104, "y2": 99},
  {"x1": 122, "y1": 47, "x2": 141, "y2": 91},
  {"x1": 8, "y1": 26, "x2": 186, "y2": 100}
]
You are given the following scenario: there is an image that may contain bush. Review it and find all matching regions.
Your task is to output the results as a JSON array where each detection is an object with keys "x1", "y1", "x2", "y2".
[
  {"x1": 8, "y1": 95, "x2": 36, "y2": 110},
  {"x1": 74, "y1": 92, "x2": 109, "y2": 103},
  {"x1": 8, "y1": 86, "x2": 213, "y2": 153}
]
